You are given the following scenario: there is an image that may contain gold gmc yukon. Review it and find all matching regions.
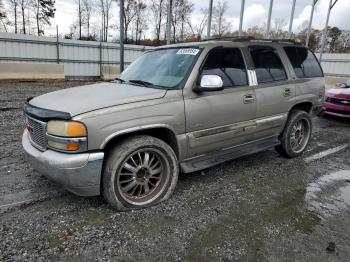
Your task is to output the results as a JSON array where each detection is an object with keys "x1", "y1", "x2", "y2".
[{"x1": 23, "y1": 38, "x2": 325, "y2": 210}]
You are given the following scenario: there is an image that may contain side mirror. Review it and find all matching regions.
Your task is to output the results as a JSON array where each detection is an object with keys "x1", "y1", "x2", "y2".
[
  {"x1": 195, "y1": 75, "x2": 224, "y2": 92},
  {"x1": 336, "y1": 82, "x2": 346, "y2": 88},
  {"x1": 346, "y1": 80, "x2": 350, "y2": 87}
]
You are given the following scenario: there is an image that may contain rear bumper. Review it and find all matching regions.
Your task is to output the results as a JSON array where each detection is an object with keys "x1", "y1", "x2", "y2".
[{"x1": 22, "y1": 130, "x2": 104, "y2": 196}]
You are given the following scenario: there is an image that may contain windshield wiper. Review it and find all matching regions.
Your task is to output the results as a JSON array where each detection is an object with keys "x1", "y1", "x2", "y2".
[
  {"x1": 114, "y1": 77, "x2": 126, "y2": 83},
  {"x1": 128, "y1": 80, "x2": 158, "y2": 88}
]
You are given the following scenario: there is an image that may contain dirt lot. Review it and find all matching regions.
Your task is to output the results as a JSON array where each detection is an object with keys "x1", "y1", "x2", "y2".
[{"x1": 0, "y1": 81, "x2": 350, "y2": 261}]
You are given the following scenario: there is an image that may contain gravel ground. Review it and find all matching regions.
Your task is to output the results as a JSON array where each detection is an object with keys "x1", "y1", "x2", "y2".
[{"x1": 1, "y1": 80, "x2": 350, "y2": 261}]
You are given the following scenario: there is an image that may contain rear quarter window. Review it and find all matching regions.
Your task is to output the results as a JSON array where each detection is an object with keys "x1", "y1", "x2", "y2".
[{"x1": 283, "y1": 46, "x2": 323, "y2": 78}]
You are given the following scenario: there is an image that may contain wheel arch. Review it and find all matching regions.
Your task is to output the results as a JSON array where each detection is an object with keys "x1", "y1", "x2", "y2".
[
  {"x1": 101, "y1": 125, "x2": 180, "y2": 159},
  {"x1": 289, "y1": 101, "x2": 313, "y2": 114},
  {"x1": 280, "y1": 101, "x2": 314, "y2": 136}
]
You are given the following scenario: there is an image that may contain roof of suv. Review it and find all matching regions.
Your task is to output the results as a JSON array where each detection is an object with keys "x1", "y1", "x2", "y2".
[{"x1": 157, "y1": 37, "x2": 303, "y2": 50}]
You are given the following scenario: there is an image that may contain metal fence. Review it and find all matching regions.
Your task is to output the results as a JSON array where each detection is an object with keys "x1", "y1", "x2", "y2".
[
  {"x1": 316, "y1": 53, "x2": 350, "y2": 78},
  {"x1": 0, "y1": 32, "x2": 350, "y2": 79},
  {"x1": 0, "y1": 32, "x2": 152, "y2": 79}
]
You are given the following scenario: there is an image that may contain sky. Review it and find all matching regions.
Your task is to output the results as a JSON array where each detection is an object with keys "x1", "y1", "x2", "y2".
[{"x1": 48, "y1": 0, "x2": 350, "y2": 38}]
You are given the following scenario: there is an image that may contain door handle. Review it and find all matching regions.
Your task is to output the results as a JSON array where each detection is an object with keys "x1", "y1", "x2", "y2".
[
  {"x1": 283, "y1": 88, "x2": 292, "y2": 97},
  {"x1": 243, "y1": 94, "x2": 255, "y2": 104}
]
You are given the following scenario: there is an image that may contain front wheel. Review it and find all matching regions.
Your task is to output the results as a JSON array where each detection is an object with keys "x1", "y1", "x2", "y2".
[
  {"x1": 275, "y1": 110, "x2": 312, "y2": 158},
  {"x1": 102, "y1": 135, "x2": 178, "y2": 211}
]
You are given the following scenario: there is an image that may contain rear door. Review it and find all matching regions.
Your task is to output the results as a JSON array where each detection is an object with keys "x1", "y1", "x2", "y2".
[
  {"x1": 247, "y1": 45, "x2": 295, "y2": 140},
  {"x1": 283, "y1": 46, "x2": 325, "y2": 112}
]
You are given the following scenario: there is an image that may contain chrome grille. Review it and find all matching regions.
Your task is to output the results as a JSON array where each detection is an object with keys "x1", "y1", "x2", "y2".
[{"x1": 26, "y1": 115, "x2": 47, "y2": 151}]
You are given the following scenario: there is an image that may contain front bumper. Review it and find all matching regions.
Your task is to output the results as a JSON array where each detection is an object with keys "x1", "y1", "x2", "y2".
[
  {"x1": 22, "y1": 130, "x2": 104, "y2": 196},
  {"x1": 323, "y1": 101, "x2": 350, "y2": 119}
]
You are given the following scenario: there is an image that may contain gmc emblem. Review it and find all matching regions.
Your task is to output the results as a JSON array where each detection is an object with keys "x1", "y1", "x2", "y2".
[{"x1": 26, "y1": 124, "x2": 33, "y2": 133}]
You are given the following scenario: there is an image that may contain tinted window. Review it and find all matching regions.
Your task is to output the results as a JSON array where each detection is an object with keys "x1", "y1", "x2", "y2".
[
  {"x1": 202, "y1": 48, "x2": 248, "y2": 87},
  {"x1": 249, "y1": 46, "x2": 287, "y2": 83},
  {"x1": 284, "y1": 47, "x2": 323, "y2": 78}
]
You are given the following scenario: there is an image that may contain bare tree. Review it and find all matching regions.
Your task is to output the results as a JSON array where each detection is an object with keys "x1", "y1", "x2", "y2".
[
  {"x1": 19, "y1": 0, "x2": 31, "y2": 34},
  {"x1": 8, "y1": 0, "x2": 20, "y2": 33},
  {"x1": 81, "y1": 0, "x2": 94, "y2": 38},
  {"x1": 104, "y1": 0, "x2": 112, "y2": 41},
  {"x1": 0, "y1": 0, "x2": 8, "y2": 32},
  {"x1": 176, "y1": 0, "x2": 193, "y2": 41},
  {"x1": 99, "y1": 0, "x2": 113, "y2": 42},
  {"x1": 187, "y1": 8, "x2": 208, "y2": 40},
  {"x1": 78, "y1": 0, "x2": 82, "y2": 39},
  {"x1": 270, "y1": 18, "x2": 288, "y2": 39},
  {"x1": 212, "y1": 0, "x2": 230, "y2": 37},
  {"x1": 122, "y1": 0, "x2": 137, "y2": 43},
  {"x1": 68, "y1": 0, "x2": 84, "y2": 40},
  {"x1": 150, "y1": 0, "x2": 165, "y2": 41},
  {"x1": 170, "y1": 0, "x2": 193, "y2": 42},
  {"x1": 133, "y1": 0, "x2": 147, "y2": 44}
]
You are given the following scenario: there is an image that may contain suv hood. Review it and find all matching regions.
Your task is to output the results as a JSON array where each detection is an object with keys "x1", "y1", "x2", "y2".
[{"x1": 29, "y1": 82, "x2": 167, "y2": 116}]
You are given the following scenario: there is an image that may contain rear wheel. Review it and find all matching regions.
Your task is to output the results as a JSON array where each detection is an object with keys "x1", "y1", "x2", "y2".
[
  {"x1": 275, "y1": 110, "x2": 312, "y2": 158},
  {"x1": 102, "y1": 135, "x2": 178, "y2": 211}
]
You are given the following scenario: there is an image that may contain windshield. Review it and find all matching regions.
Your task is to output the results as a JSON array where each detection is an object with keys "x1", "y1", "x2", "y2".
[{"x1": 120, "y1": 48, "x2": 201, "y2": 89}]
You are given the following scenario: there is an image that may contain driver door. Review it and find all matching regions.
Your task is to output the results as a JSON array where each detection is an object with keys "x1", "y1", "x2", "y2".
[{"x1": 184, "y1": 47, "x2": 257, "y2": 157}]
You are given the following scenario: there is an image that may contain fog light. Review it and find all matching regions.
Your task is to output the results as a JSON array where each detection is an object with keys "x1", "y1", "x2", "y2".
[{"x1": 48, "y1": 141, "x2": 80, "y2": 151}]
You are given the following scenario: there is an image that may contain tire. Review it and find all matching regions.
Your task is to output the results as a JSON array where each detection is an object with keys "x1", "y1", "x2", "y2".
[
  {"x1": 275, "y1": 110, "x2": 312, "y2": 158},
  {"x1": 102, "y1": 135, "x2": 179, "y2": 211}
]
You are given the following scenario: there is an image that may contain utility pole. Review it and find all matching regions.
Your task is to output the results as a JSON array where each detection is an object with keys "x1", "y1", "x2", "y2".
[
  {"x1": 319, "y1": 0, "x2": 338, "y2": 61},
  {"x1": 79, "y1": 0, "x2": 82, "y2": 40},
  {"x1": 306, "y1": 0, "x2": 318, "y2": 47},
  {"x1": 207, "y1": 0, "x2": 213, "y2": 39},
  {"x1": 288, "y1": 0, "x2": 296, "y2": 38},
  {"x1": 166, "y1": 0, "x2": 173, "y2": 44},
  {"x1": 56, "y1": 25, "x2": 60, "y2": 64},
  {"x1": 120, "y1": 0, "x2": 124, "y2": 72},
  {"x1": 265, "y1": 0, "x2": 273, "y2": 38},
  {"x1": 239, "y1": 0, "x2": 245, "y2": 36}
]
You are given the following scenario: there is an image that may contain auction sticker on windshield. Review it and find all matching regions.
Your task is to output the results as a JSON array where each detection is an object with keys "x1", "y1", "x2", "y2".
[{"x1": 176, "y1": 48, "x2": 200, "y2": 56}]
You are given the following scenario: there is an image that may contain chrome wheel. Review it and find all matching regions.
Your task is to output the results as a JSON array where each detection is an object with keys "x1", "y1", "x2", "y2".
[
  {"x1": 116, "y1": 148, "x2": 170, "y2": 205},
  {"x1": 290, "y1": 119, "x2": 310, "y2": 153}
]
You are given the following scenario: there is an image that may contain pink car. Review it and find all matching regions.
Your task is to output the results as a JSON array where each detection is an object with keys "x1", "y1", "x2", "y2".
[{"x1": 323, "y1": 80, "x2": 350, "y2": 119}]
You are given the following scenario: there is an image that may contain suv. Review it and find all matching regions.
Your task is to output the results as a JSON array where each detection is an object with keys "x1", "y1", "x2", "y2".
[{"x1": 22, "y1": 38, "x2": 325, "y2": 210}]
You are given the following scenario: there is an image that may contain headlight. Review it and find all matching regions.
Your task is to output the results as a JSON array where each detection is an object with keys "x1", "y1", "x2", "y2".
[
  {"x1": 46, "y1": 120, "x2": 87, "y2": 153},
  {"x1": 47, "y1": 120, "x2": 87, "y2": 137}
]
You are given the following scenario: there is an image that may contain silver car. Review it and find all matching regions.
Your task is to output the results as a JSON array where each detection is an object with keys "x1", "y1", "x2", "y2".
[{"x1": 22, "y1": 38, "x2": 325, "y2": 210}]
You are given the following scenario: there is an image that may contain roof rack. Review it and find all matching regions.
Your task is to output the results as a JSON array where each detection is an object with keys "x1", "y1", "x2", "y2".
[
  {"x1": 200, "y1": 36, "x2": 301, "y2": 45},
  {"x1": 250, "y1": 38, "x2": 301, "y2": 45},
  {"x1": 200, "y1": 36, "x2": 254, "y2": 42}
]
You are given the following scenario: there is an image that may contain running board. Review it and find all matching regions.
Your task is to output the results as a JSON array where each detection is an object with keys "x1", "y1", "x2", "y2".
[{"x1": 179, "y1": 137, "x2": 280, "y2": 173}]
